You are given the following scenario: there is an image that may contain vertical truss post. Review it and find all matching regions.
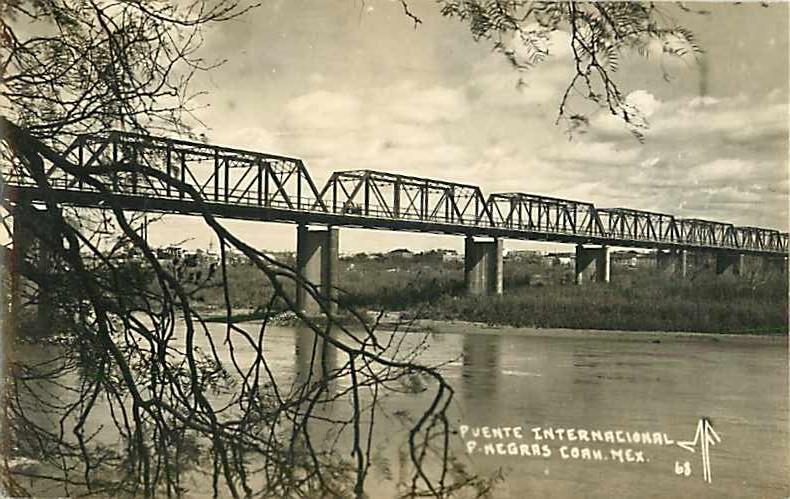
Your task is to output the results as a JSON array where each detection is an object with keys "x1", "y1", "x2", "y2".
[
  {"x1": 213, "y1": 150, "x2": 219, "y2": 202},
  {"x1": 130, "y1": 146, "x2": 138, "y2": 195},
  {"x1": 393, "y1": 178, "x2": 400, "y2": 218},
  {"x1": 166, "y1": 147, "x2": 172, "y2": 198},
  {"x1": 223, "y1": 158, "x2": 229, "y2": 203},
  {"x1": 422, "y1": 182, "x2": 428, "y2": 220},
  {"x1": 256, "y1": 162, "x2": 263, "y2": 206},
  {"x1": 297, "y1": 168, "x2": 302, "y2": 210},
  {"x1": 332, "y1": 179, "x2": 338, "y2": 213},
  {"x1": 179, "y1": 153, "x2": 186, "y2": 200},
  {"x1": 77, "y1": 142, "x2": 84, "y2": 190},
  {"x1": 264, "y1": 165, "x2": 270, "y2": 206},
  {"x1": 364, "y1": 174, "x2": 370, "y2": 216}
]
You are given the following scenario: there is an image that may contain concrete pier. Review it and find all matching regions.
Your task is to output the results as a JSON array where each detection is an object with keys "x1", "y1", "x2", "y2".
[
  {"x1": 575, "y1": 245, "x2": 610, "y2": 284},
  {"x1": 464, "y1": 236, "x2": 503, "y2": 295},
  {"x1": 762, "y1": 255, "x2": 788, "y2": 276},
  {"x1": 715, "y1": 252, "x2": 743, "y2": 276},
  {"x1": 10, "y1": 212, "x2": 55, "y2": 334},
  {"x1": 36, "y1": 242, "x2": 53, "y2": 332},
  {"x1": 656, "y1": 249, "x2": 687, "y2": 278},
  {"x1": 10, "y1": 214, "x2": 33, "y2": 331},
  {"x1": 296, "y1": 225, "x2": 339, "y2": 316}
]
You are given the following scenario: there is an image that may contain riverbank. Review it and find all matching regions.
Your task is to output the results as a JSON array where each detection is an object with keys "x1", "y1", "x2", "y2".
[
  {"x1": 409, "y1": 318, "x2": 789, "y2": 343},
  {"x1": 182, "y1": 254, "x2": 788, "y2": 335},
  {"x1": 195, "y1": 307, "x2": 788, "y2": 341},
  {"x1": 415, "y1": 275, "x2": 788, "y2": 335}
]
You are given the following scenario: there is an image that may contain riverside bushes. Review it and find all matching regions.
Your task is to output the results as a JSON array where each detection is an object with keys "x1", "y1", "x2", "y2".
[
  {"x1": 421, "y1": 272, "x2": 789, "y2": 334},
  {"x1": 165, "y1": 250, "x2": 788, "y2": 334}
]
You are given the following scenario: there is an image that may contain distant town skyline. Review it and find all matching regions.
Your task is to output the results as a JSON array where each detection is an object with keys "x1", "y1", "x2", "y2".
[{"x1": 143, "y1": 1, "x2": 788, "y2": 255}]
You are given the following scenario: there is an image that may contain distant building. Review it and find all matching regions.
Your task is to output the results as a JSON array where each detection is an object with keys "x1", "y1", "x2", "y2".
[
  {"x1": 156, "y1": 246, "x2": 183, "y2": 260},
  {"x1": 440, "y1": 249, "x2": 463, "y2": 262},
  {"x1": 505, "y1": 249, "x2": 544, "y2": 262},
  {"x1": 388, "y1": 248, "x2": 414, "y2": 259},
  {"x1": 547, "y1": 252, "x2": 574, "y2": 267},
  {"x1": 612, "y1": 250, "x2": 652, "y2": 268}
]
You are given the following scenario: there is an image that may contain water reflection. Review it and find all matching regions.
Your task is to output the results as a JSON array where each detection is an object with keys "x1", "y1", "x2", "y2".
[
  {"x1": 293, "y1": 325, "x2": 338, "y2": 425},
  {"x1": 294, "y1": 325, "x2": 338, "y2": 388},
  {"x1": 461, "y1": 334, "x2": 500, "y2": 424},
  {"x1": 9, "y1": 323, "x2": 788, "y2": 498}
]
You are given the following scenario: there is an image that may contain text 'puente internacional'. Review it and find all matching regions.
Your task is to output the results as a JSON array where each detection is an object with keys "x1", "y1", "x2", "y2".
[{"x1": 5, "y1": 130, "x2": 788, "y2": 313}]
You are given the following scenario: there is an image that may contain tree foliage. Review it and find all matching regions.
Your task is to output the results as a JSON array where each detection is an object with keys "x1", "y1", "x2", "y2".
[
  {"x1": 0, "y1": 1, "x2": 487, "y2": 497},
  {"x1": 1, "y1": 0, "x2": 254, "y2": 141},
  {"x1": 435, "y1": 1, "x2": 703, "y2": 139},
  {"x1": 1, "y1": 1, "x2": 711, "y2": 497}
]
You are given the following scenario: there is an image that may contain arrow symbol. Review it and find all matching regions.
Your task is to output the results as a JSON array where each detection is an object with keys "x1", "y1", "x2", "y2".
[{"x1": 676, "y1": 417, "x2": 721, "y2": 483}]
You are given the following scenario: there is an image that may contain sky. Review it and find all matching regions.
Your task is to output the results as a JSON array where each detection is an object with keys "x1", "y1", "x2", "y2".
[{"x1": 146, "y1": 1, "x2": 789, "y2": 254}]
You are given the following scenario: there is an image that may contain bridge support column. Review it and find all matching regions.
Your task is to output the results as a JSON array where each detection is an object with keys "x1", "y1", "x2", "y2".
[
  {"x1": 715, "y1": 252, "x2": 743, "y2": 276},
  {"x1": 464, "y1": 236, "x2": 503, "y2": 296},
  {"x1": 575, "y1": 245, "x2": 610, "y2": 284},
  {"x1": 762, "y1": 255, "x2": 788, "y2": 276},
  {"x1": 296, "y1": 225, "x2": 338, "y2": 316},
  {"x1": 36, "y1": 242, "x2": 54, "y2": 332},
  {"x1": 656, "y1": 249, "x2": 687, "y2": 278},
  {"x1": 10, "y1": 210, "x2": 55, "y2": 335},
  {"x1": 10, "y1": 214, "x2": 33, "y2": 332}
]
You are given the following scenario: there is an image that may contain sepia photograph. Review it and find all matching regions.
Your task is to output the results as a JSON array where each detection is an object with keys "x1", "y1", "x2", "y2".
[{"x1": 0, "y1": 1, "x2": 788, "y2": 497}]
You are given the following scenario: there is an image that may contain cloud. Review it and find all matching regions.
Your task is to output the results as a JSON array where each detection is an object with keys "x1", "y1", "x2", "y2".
[
  {"x1": 276, "y1": 84, "x2": 473, "y2": 180},
  {"x1": 626, "y1": 90, "x2": 661, "y2": 117},
  {"x1": 217, "y1": 49, "x2": 788, "y2": 235},
  {"x1": 284, "y1": 91, "x2": 360, "y2": 131},
  {"x1": 567, "y1": 89, "x2": 789, "y2": 229},
  {"x1": 383, "y1": 83, "x2": 469, "y2": 124},
  {"x1": 688, "y1": 96, "x2": 720, "y2": 108},
  {"x1": 640, "y1": 157, "x2": 660, "y2": 168},
  {"x1": 466, "y1": 30, "x2": 574, "y2": 111},
  {"x1": 539, "y1": 141, "x2": 641, "y2": 167},
  {"x1": 689, "y1": 158, "x2": 754, "y2": 185},
  {"x1": 214, "y1": 127, "x2": 281, "y2": 152}
]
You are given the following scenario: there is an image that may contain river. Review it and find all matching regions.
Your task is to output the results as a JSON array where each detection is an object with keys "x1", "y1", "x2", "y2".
[{"x1": 11, "y1": 322, "x2": 789, "y2": 498}]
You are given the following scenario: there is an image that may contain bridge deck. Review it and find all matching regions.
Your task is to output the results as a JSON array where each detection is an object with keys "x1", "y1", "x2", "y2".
[{"x1": 3, "y1": 130, "x2": 787, "y2": 256}]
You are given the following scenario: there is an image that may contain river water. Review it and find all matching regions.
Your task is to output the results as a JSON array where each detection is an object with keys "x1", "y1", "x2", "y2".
[{"x1": 13, "y1": 323, "x2": 789, "y2": 498}]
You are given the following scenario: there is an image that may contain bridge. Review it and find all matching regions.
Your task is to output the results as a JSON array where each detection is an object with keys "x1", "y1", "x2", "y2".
[{"x1": 4, "y1": 129, "x2": 788, "y2": 314}]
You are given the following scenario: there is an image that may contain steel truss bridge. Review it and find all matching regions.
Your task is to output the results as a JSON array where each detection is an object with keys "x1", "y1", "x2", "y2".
[{"x1": 3, "y1": 130, "x2": 788, "y2": 256}]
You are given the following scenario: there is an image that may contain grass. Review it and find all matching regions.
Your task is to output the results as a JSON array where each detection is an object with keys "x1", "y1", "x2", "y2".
[
  {"x1": 421, "y1": 270, "x2": 788, "y2": 334},
  {"x1": 157, "y1": 252, "x2": 789, "y2": 334}
]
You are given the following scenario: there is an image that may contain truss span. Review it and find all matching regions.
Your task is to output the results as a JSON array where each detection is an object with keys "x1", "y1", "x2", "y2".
[{"x1": 3, "y1": 129, "x2": 787, "y2": 256}]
